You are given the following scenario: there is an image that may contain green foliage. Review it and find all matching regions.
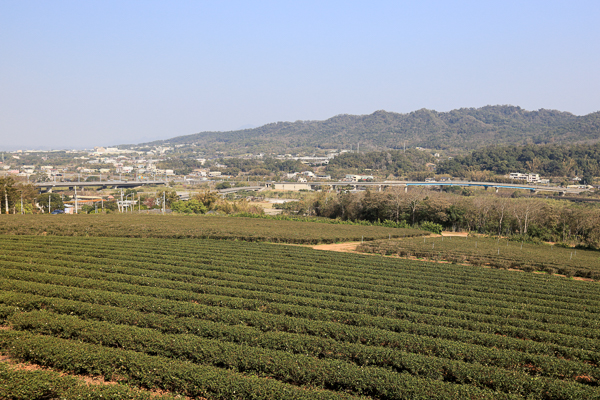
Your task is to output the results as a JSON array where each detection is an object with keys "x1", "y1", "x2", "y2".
[
  {"x1": 85, "y1": 175, "x2": 100, "y2": 182},
  {"x1": 155, "y1": 190, "x2": 178, "y2": 208},
  {"x1": 139, "y1": 106, "x2": 600, "y2": 154},
  {"x1": 0, "y1": 236, "x2": 599, "y2": 399},
  {"x1": 0, "y1": 214, "x2": 422, "y2": 244},
  {"x1": 0, "y1": 362, "x2": 166, "y2": 399},
  {"x1": 437, "y1": 142, "x2": 600, "y2": 177},
  {"x1": 35, "y1": 193, "x2": 64, "y2": 213},
  {"x1": 359, "y1": 236, "x2": 600, "y2": 279},
  {"x1": 420, "y1": 221, "x2": 443, "y2": 234},
  {"x1": 171, "y1": 199, "x2": 207, "y2": 214},
  {"x1": 215, "y1": 181, "x2": 231, "y2": 190},
  {"x1": 0, "y1": 177, "x2": 37, "y2": 214},
  {"x1": 326, "y1": 149, "x2": 434, "y2": 177}
]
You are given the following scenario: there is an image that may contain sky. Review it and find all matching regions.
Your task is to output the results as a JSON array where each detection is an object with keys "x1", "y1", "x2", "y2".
[{"x1": 1, "y1": 1, "x2": 599, "y2": 150}]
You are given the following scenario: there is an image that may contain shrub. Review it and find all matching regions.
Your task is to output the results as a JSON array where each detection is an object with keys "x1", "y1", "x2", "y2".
[{"x1": 420, "y1": 221, "x2": 443, "y2": 234}]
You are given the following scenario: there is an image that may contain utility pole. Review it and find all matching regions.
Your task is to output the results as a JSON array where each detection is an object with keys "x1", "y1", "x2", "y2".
[
  {"x1": 75, "y1": 186, "x2": 78, "y2": 214},
  {"x1": 4, "y1": 187, "x2": 8, "y2": 215},
  {"x1": 162, "y1": 191, "x2": 165, "y2": 215},
  {"x1": 48, "y1": 193, "x2": 51, "y2": 213},
  {"x1": 20, "y1": 192, "x2": 23, "y2": 215}
]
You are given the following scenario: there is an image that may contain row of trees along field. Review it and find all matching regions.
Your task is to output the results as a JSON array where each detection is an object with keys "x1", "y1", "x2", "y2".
[
  {"x1": 0, "y1": 177, "x2": 38, "y2": 214},
  {"x1": 281, "y1": 189, "x2": 600, "y2": 248}
]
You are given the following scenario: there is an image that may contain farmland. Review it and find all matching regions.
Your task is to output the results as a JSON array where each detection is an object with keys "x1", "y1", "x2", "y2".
[
  {"x1": 1, "y1": 234, "x2": 599, "y2": 399},
  {"x1": 0, "y1": 214, "x2": 424, "y2": 244},
  {"x1": 357, "y1": 235, "x2": 600, "y2": 280}
]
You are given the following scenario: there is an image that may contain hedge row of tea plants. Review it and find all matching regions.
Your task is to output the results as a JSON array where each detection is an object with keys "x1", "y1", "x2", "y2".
[
  {"x1": 1, "y1": 235, "x2": 599, "y2": 399},
  {"x1": 357, "y1": 235, "x2": 600, "y2": 279}
]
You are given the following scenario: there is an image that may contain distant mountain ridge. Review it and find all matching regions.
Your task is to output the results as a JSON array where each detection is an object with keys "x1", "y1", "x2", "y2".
[{"x1": 133, "y1": 105, "x2": 600, "y2": 154}]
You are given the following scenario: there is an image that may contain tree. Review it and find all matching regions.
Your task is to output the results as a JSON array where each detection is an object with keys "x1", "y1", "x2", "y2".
[
  {"x1": 171, "y1": 199, "x2": 207, "y2": 214},
  {"x1": 156, "y1": 190, "x2": 179, "y2": 209},
  {"x1": 36, "y1": 193, "x2": 65, "y2": 213},
  {"x1": 386, "y1": 187, "x2": 406, "y2": 223},
  {"x1": 0, "y1": 177, "x2": 35, "y2": 214},
  {"x1": 404, "y1": 186, "x2": 426, "y2": 225},
  {"x1": 144, "y1": 197, "x2": 157, "y2": 209},
  {"x1": 581, "y1": 172, "x2": 594, "y2": 186},
  {"x1": 511, "y1": 198, "x2": 540, "y2": 235},
  {"x1": 193, "y1": 191, "x2": 220, "y2": 210}
]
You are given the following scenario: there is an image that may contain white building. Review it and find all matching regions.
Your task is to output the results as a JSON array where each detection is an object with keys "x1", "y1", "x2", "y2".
[
  {"x1": 509, "y1": 173, "x2": 541, "y2": 183},
  {"x1": 345, "y1": 174, "x2": 374, "y2": 182}
]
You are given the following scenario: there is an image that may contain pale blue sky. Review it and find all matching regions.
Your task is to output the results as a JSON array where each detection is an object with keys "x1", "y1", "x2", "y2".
[{"x1": 1, "y1": 1, "x2": 599, "y2": 150}]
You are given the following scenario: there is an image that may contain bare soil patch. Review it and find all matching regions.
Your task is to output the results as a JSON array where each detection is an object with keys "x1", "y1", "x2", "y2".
[{"x1": 312, "y1": 242, "x2": 361, "y2": 252}]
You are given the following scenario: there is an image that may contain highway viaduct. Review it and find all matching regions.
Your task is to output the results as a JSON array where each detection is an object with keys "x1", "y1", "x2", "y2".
[
  {"x1": 303, "y1": 181, "x2": 589, "y2": 195},
  {"x1": 34, "y1": 180, "x2": 167, "y2": 193}
]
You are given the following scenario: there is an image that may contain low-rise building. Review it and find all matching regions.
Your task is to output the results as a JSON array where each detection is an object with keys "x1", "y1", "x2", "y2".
[
  {"x1": 509, "y1": 172, "x2": 541, "y2": 183},
  {"x1": 345, "y1": 174, "x2": 374, "y2": 182}
]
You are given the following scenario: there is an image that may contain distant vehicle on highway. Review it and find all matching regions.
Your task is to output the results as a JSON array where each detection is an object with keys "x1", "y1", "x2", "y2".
[{"x1": 51, "y1": 209, "x2": 64, "y2": 214}]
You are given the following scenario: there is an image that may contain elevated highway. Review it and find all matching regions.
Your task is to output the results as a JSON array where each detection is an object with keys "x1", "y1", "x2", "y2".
[
  {"x1": 306, "y1": 180, "x2": 589, "y2": 195},
  {"x1": 218, "y1": 186, "x2": 265, "y2": 195},
  {"x1": 34, "y1": 180, "x2": 167, "y2": 193}
]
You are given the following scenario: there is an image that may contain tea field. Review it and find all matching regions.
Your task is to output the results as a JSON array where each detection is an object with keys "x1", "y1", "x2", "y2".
[
  {"x1": 1, "y1": 235, "x2": 599, "y2": 399},
  {"x1": 0, "y1": 214, "x2": 424, "y2": 244},
  {"x1": 357, "y1": 235, "x2": 600, "y2": 280}
]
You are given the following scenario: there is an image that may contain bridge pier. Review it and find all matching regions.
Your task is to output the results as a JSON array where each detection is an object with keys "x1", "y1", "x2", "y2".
[{"x1": 404, "y1": 186, "x2": 408, "y2": 193}]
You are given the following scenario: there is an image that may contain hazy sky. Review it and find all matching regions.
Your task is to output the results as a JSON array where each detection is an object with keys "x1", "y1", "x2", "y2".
[{"x1": 1, "y1": 1, "x2": 599, "y2": 150}]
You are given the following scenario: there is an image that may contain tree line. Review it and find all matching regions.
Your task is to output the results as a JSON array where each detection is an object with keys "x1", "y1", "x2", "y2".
[{"x1": 281, "y1": 188, "x2": 600, "y2": 248}]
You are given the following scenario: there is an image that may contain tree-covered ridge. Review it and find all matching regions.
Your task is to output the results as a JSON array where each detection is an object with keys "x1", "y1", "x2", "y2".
[
  {"x1": 135, "y1": 105, "x2": 600, "y2": 153},
  {"x1": 437, "y1": 143, "x2": 600, "y2": 180},
  {"x1": 326, "y1": 149, "x2": 435, "y2": 178}
]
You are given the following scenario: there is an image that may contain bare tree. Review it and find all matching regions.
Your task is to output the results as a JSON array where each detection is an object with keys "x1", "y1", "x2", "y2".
[
  {"x1": 404, "y1": 186, "x2": 426, "y2": 225},
  {"x1": 511, "y1": 198, "x2": 540, "y2": 235},
  {"x1": 494, "y1": 196, "x2": 511, "y2": 236}
]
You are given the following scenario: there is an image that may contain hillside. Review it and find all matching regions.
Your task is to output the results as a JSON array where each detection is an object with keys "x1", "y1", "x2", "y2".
[
  {"x1": 132, "y1": 105, "x2": 600, "y2": 154},
  {"x1": 437, "y1": 142, "x2": 600, "y2": 179}
]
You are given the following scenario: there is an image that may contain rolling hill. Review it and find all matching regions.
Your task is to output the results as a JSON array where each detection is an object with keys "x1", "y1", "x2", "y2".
[{"x1": 131, "y1": 105, "x2": 600, "y2": 154}]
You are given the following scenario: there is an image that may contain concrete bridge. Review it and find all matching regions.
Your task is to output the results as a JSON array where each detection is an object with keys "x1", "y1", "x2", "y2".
[
  {"x1": 306, "y1": 180, "x2": 589, "y2": 195},
  {"x1": 34, "y1": 180, "x2": 167, "y2": 193},
  {"x1": 217, "y1": 186, "x2": 265, "y2": 195}
]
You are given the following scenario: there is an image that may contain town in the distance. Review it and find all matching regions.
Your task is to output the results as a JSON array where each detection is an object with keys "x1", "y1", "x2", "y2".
[{"x1": 2, "y1": 105, "x2": 600, "y2": 248}]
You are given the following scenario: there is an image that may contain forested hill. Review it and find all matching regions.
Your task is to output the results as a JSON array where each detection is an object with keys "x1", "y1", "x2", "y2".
[
  {"x1": 436, "y1": 142, "x2": 600, "y2": 181},
  {"x1": 136, "y1": 105, "x2": 600, "y2": 153}
]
